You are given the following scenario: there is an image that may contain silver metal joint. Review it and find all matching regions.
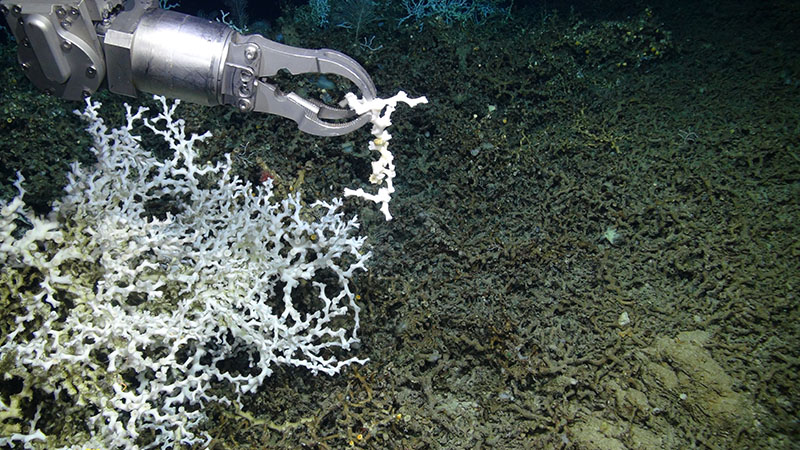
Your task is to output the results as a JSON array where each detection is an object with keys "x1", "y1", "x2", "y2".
[
  {"x1": 125, "y1": 9, "x2": 234, "y2": 106},
  {"x1": 244, "y1": 44, "x2": 259, "y2": 61},
  {"x1": 237, "y1": 98, "x2": 252, "y2": 112}
]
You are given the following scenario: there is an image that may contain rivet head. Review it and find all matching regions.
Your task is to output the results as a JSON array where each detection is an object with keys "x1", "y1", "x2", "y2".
[
  {"x1": 86, "y1": 66, "x2": 97, "y2": 78},
  {"x1": 61, "y1": 41, "x2": 73, "y2": 51},
  {"x1": 55, "y1": 7, "x2": 66, "y2": 18},
  {"x1": 12, "y1": 5, "x2": 21, "y2": 14},
  {"x1": 60, "y1": 20, "x2": 71, "y2": 30},
  {"x1": 237, "y1": 98, "x2": 252, "y2": 112},
  {"x1": 244, "y1": 45, "x2": 259, "y2": 61}
]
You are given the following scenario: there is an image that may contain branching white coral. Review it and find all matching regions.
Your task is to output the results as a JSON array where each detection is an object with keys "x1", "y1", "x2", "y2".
[
  {"x1": 344, "y1": 91, "x2": 428, "y2": 220},
  {"x1": 0, "y1": 96, "x2": 370, "y2": 449}
]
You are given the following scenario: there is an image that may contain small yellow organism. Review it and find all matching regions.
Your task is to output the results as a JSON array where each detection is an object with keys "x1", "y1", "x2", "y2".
[{"x1": 117, "y1": 375, "x2": 128, "y2": 392}]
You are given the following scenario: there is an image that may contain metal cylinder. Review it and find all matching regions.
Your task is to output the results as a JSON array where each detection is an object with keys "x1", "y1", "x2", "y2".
[{"x1": 130, "y1": 9, "x2": 234, "y2": 106}]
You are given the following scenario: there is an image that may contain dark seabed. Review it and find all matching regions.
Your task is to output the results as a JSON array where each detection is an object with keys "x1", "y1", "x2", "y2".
[{"x1": 0, "y1": 0, "x2": 798, "y2": 448}]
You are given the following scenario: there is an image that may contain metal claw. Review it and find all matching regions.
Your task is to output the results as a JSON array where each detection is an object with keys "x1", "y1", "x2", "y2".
[{"x1": 229, "y1": 35, "x2": 377, "y2": 136}]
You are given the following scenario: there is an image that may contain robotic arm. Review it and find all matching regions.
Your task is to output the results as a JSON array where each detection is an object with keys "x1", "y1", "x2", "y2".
[{"x1": 0, "y1": 0, "x2": 377, "y2": 136}]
